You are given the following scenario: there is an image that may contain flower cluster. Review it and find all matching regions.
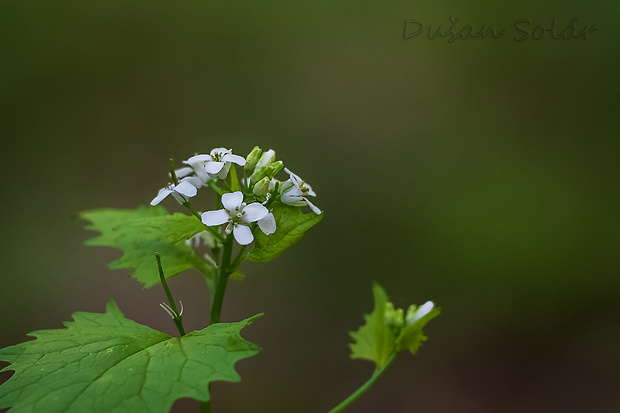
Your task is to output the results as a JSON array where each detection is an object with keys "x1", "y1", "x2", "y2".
[{"x1": 151, "y1": 146, "x2": 321, "y2": 245}]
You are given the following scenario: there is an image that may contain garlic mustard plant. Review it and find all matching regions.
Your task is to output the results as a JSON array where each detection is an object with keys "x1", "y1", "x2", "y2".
[{"x1": 0, "y1": 145, "x2": 439, "y2": 413}]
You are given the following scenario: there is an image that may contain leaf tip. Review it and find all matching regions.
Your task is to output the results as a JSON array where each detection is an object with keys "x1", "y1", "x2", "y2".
[{"x1": 245, "y1": 313, "x2": 264, "y2": 324}]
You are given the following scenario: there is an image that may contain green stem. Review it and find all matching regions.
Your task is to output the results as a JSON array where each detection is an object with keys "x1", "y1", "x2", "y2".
[
  {"x1": 210, "y1": 234, "x2": 234, "y2": 325},
  {"x1": 169, "y1": 159, "x2": 180, "y2": 186},
  {"x1": 155, "y1": 253, "x2": 186, "y2": 336},
  {"x1": 199, "y1": 236, "x2": 233, "y2": 410},
  {"x1": 328, "y1": 353, "x2": 397, "y2": 413},
  {"x1": 208, "y1": 180, "x2": 225, "y2": 196},
  {"x1": 156, "y1": 253, "x2": 177, "y2": 313},
  {"x1": 199, "y1": 235, "x2": 234, "y2": 413},
  {"x1": 220, "y1": 179, "x2": 232, "y2": 192},
  {"x1": 230, "y1": 245, "x2": 247, "y2": 272},
  {"x1": 183, "y1": 201, "x2": 202, "y2": 220},
  {"x1": 183, "y1": 201, "x2": 225, "y2": 243}
]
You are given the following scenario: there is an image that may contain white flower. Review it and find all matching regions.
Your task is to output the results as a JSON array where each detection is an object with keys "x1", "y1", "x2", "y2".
[
  {"x1": 205, "y1": 147, "x2": 246, "y2": 180},
  {"x1": 176, "y1": 148, "x2": 246, "y2": 184},
  {"x1": 151, "y1": 177, "x2": 202, "y2": 206},
  {"x1": 201, "y1": 191, "x2": 272, "y2": 245},
  {"x1": 406, "y1": 301, "x2": 435, "y2": 325},
  {"x1": 280, "y1": 168, "x2": 321, "y2": 214}
]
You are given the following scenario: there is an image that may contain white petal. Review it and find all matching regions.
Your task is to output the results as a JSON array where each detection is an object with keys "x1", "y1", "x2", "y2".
[
  {"x1": 281, "y1": 184, "x2": 305, "y2": 206},
  {"x1": 201, "y1": 209, "x2": 230, "y2": 226},
  {"x1": 258, "y1": 212, "x2": 276, "y2": 235},
  {"x1": 213, "y1": 163, "x2": 232, "y2": 180},
  {"x1": 193, "y1": 165, "x2": 210, "y2": 182},
  {"x1": 221, "y1": 191, "x2": 244, "y2": 211},
  {"x1": 282, "y1": 195, "x2": 306, "y2": 207},
  {"x1": 174, "y1": 166, "x2": 194, "y2": 179},
  {"x1": 171, "y1": 192, "x2": 186, "y2": 204},
  {"x1": 304, "y1": 197, "x2": 322, "y2": 214},
  {"x1": 305, "y1": 185, "x2": 316, "y2": 197},
  {"x1": 182, "y1": 176, "x2": 204, "y2": 189},
  {"x1": 414, "y1": 301, "x2": 434, "y2": 322},
  {"x1": 241, "y1": 203, "x2": 268, "y2": 223},
  {"x1": 233, "y1": 225, "x2": 254, "y2": 245},
  {"x1": 185, "y1": 154, "x2": 212, "y2": 165},
  {"x1": 284, "y1": 168, "x2": 303, "y2": 186},
  {"x1": 205, "y1": 161, "x2": 225, "y2": 174},
  {"x1": 151, "y1": 188, "x2": 172, "y2": 205},
  {"x1": 210, "y1": 147, "x2": 230, "y2": 156},
  {"x1": 269, "y1": 178, "x2": 280, "y2": 191},
  {"x1": 284, "y1": 184, "x2": 303, "y2": 197},
  {"x1": 175, "y1": 180, "x2": 198, "y2": 197},
  {"x1": 279, "y1": 179, "x2": 294, "y2": 194},
  {"x1": 223, "y1": 153, "x2": 246, "y2": 166}
]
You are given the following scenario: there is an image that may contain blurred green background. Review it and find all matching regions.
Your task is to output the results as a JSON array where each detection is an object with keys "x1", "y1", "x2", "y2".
[{"x1": 1, "y1": 1, "x2": 618, "y2": 412}]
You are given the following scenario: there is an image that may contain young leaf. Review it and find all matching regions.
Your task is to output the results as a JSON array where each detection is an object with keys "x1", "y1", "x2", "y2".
[
  {"x1": 396, "y1": 305, "x2": 441, "y2": 355},
  {"x1": 80, "y1": 206, "x2": 212, "y2": 288},
  {"x1": 0, "y1": 301, "x2": 262, "y2": 413},
  {"x1": 349, "y1": 283, "x2": 396, "y2": 369},
  {"x1": 349, "y1": 284, "x2": 440, "y2": 369},
  {"x1": 248, "y1": 202, "x2": 323, "y2": 263}
]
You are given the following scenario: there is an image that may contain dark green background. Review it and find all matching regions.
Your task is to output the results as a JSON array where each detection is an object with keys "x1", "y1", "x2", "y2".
[{"x1": 1, "y1": 1, "x2": 618, "y2": 412}]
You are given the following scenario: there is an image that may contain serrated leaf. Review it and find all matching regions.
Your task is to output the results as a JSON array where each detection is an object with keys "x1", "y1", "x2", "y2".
[
  {"x1": 396, "y1": 307, "x2": 440, "y2": 355},
  {"x1": 248, "y1": 202, "x2": 323, "y2": 263},
  {"x1": 349, "y1": 283, "x2": 396, "y2": 369},
  {"x1": 349, "y1": 284, "x2": 440, "y2": 369},
  {"x1": 80, "y1": 206, "x2": 212, "y2": 289},
  {"x1": 0, "y1": 301, "x2": 261, "y2": 413}
]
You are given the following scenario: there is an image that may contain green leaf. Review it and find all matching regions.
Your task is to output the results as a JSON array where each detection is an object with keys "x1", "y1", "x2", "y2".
[
  {"x1": 396, "y1": 306, "x2": 441, "y2": 355},
  {"x1": 80, "y1": 206, "x2": 212, "y2": 289},
  {"x1": 349, "y1": 283, "x2": 396, "y2": 369},
  {"x1": 0, "y1": 301, "x2": 261, "y2": 413},
  {"x1": 349, "y1": 284, "x2": 440, "y2": 369},
  {"x1": 248, "y1": 202, "x2": 323, "y2": 263}
]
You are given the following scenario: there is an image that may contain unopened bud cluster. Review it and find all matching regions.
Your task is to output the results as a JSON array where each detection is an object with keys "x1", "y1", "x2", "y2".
[{"x1": 385, "y1": 301, "x2": 435, "y2": 335}]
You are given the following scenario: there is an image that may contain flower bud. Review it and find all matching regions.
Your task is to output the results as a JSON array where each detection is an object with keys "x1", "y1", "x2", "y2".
[
  {"x1": 405, "y1": 301, "x2": 434, "y2": 325},
  {"x1": 256, "y1": 149, "x2": 276, "y2": 169},
  {"x1": 252, "y1": 177, "x2": 271, "y2": 196},
  {"x1": 384, "y1": 303, "x2": 404, "y2": 330},
  {"x1": 255, "y1": 149, "x2": 276, "y2": 171},
  {"x1": 250, "y1": 160, "x2": 283, "y2": 186},
  {"x1": 266, "y1": 160, "x2": 283, "y2": 176},
  {"x1": 244, "y1": 146, "x2": 262, "y2": 172}
]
